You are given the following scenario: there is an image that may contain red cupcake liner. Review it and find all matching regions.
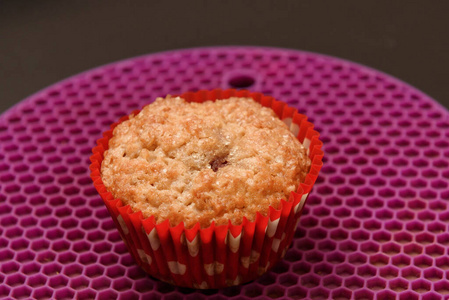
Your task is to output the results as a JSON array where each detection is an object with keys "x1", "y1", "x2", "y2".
[{"x1": 90, "y1": 89, "x2": 324, "y2": 289}]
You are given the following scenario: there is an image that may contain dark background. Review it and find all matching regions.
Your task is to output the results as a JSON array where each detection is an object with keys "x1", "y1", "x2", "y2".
[{"x1": 1, "y1": 0, "x2": 448, "y2": 114}]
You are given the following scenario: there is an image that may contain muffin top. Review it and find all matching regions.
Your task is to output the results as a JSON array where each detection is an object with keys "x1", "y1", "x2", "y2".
[{"x1": 101, "y1": 96, "x2": 311, "y2": 228}]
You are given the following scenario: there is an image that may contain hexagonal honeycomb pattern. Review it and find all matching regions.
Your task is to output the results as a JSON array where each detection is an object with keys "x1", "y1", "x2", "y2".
[{"x1": 1, "y1": 47, "x2": 449, "y2": 299}]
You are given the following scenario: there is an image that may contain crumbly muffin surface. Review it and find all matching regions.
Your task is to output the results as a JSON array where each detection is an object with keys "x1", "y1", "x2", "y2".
[{"x1": 101, "y1": 96, "x2": 311, "y2": 228}]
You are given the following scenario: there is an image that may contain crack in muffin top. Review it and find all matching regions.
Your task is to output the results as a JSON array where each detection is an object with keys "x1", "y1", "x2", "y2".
[{"x1": 101, "y1": 96, "x2": 311, "y2": 228}]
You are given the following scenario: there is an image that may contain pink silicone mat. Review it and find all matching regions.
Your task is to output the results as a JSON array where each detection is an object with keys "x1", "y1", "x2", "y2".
[{"x1": 0, "y1": 47, "x2": 448, "y2": 300}]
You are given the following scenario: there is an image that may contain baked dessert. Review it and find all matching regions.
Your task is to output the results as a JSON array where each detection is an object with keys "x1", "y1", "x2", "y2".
[
  {"x1": 101, "y1": 96, "x2": 311, "y2": 228},
  {"x1": 92, "y1": 89, "x2": 324, "y2": 288}
]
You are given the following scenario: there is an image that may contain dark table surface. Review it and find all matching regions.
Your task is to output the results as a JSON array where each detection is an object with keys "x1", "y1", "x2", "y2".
[{"x1": 1, "y1": 0, "x2": 448, "y2": 114}]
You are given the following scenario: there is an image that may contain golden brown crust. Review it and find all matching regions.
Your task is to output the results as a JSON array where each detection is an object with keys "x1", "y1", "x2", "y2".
[{"x1": 101, "y1": 96, "x2": 311, "y2": 228}]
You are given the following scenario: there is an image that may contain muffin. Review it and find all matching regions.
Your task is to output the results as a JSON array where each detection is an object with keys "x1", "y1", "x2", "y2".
[
  {"x1": 90, "y1": 89, "x2": 323, "y2": 288},
  {"x1": 100, "y1": 96, "x2": 311, "y2": 228}
]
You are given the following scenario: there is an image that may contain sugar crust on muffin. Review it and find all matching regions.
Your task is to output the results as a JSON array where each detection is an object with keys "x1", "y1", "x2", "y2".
[{"x1": 101, "y1": 96, "x2": 311, "y2": 228}]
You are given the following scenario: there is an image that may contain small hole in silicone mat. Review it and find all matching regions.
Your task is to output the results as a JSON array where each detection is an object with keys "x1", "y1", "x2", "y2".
[{"x1": 228, "y1": 74, "x2": 255, "y2": 89}]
